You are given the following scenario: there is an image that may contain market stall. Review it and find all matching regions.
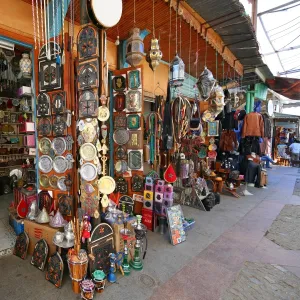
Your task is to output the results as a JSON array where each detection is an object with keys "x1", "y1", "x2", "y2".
[{"x1": 4, "y1": 0, "x2": 274, "y2": 298}]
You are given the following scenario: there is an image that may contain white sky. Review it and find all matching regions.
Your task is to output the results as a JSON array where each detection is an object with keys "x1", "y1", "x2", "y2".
[{"x1": 240, "y1": 0, "x2": 300, "y2": 114}]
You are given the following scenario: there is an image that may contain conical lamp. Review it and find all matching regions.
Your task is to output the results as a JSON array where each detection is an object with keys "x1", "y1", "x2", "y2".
[
  {"x1": 49, "y1": 210, "x2": 67, "y2": 228},
  {"x1": 26, "y1": 200, "x2": 39, "y2": 220}
]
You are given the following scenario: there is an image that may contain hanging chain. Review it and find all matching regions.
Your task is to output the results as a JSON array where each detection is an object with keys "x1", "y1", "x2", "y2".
[
  {"x1": 40, "y1": 0, "x2": 44, "y2": 45},
  {"x1": 35, "y1": 0, "x2": 40, "y2": 50},
  {"x1": 43, "y1": 0, "x2": 47, "y2": 56},
  {"x1": 196, "y1": 32, "x2": 198, "y2": 78},
  {"x1": 62, "y1": 0, "x2": 65, "y2": 63},
  {"x1": 204, "y1": 39, "x2": 208, "y2": 67},
  {"x1": 47, "y1": 0, "x2": 50, "y2": 44},
  {"x1": 180, "y1": 15, "x2": 182, "y2": 56},
  {"x1": 222, "y1": 59, "x2": 224, "y2": 86},
  {"x1": 189, "y1": 22, "x2": 191, "y2": 95},
  {"x1": 52, "y1": 0, "x2": 55, "y2": 46},
  {"x1": 71, "y1": 0, "x2": 75, "y2": 50},
  {"x1": 169, "y1": 3, "x2": 171, "y2": 64},
  {"x1": 175, "y1": 1, "x2": 178, "y2": 54},
  {"x1": 152, "y1": 0, "x2": 155, "y2": 38},
  {"x1": 133, "y1": 0, "x2": 136, "y2": 25},
  {"x1": 32, "y1": 0, "x2": 37, "y2": 49},
  {"x1": 215, "y1": 50, "x2": 218, "y2": 81},
  {"x1": 55, "y1": 0, "x2": 59, "y2": 46}
]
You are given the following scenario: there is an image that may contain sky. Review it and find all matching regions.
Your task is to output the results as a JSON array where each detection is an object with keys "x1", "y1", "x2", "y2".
[{"x1": 240, "y1": 0, "x2": 300, "y2": 114}]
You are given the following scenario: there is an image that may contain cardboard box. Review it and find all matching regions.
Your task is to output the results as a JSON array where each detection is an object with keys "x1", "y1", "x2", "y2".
[{"x1": 24, "y1": 220, "x2": 62, "y2": 255}]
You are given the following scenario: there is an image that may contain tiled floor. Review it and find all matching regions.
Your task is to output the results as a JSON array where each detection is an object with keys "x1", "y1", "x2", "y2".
[{"x1": 0, "y1": 166, "x2": 299, "y2": 300}]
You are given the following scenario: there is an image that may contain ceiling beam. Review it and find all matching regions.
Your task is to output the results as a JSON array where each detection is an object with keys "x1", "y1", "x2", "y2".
[{"x1": 257, "y1": 0, "x2": 300, "y2": 16}]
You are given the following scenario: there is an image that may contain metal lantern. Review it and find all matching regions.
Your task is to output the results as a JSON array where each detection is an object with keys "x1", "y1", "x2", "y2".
[
  {"x1": 169, "y1": 53, "x2": 185, "y2": 87},
  {"x1": 147, "y1": 38, "x2": 163, "y2": 71},
  {"x1": 126, "y1": 28, "x2": 144, "y2": 67}
]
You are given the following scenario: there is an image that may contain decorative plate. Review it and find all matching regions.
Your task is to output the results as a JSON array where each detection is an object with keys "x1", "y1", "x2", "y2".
[
  {"x1": 114, "y1": 93, "x2": 126, "y2": 111},
  {"x1": 57, "y1": 177, "x2": 67, "y2": 191},
  {"x1": 98, "y1": 176, "x2": 116, "y2": 194},
  {"x1": 49, "y1": 175, "x2": 59, "y2": 189},
  {"x1": 208, "y1": 144, "x2": 217, "y2": 151},
  {"x1": 115, "y1": 160, "x2": 128, "y2": 173},
  {"x1": 39, "y1": 174, "x2": 50, "y2": 188},
  {"x1": 38, "y1": 155, "x2": 53, "y2": 173},
  {"x1": 82, "y1": 123, "x2": 97, "y2": 143},
  {"x1": 128, "y1": 70, "x2": 141, "y2": 89},
  {"x1": 39, "y1": 137, "x2": 51, "y2": 154},
  {"x1": 80, "y1": 163, "x2": 98, "y2": 181},
  {"x1": 128, "y1": 150, "x2": 142, "y2": 170},
  {"x1": 12, "y1": 98, "x2": 20, "y2": 106},
  {"x1": 80, "y1": 143, "x2": 97, "y2": 161},
  {"x1": 38, "y1": 117, "x2": 52, "y2": 136},
  {"x1": 112, "y1": 75, "x2": 126, "y2": 92},
  {"x1": 113, "y1": 128, "x2": 130, "y2": 145},
  {"x1": 53, "y1": 156, "x2": 68, "y2": 174},
  {"x1": 115, "y1": 146, "x2": 127, "y2": 159},
  {"x1": 126, "y1": 90, "x2": 142, "y2": 112},
  {"x1": 98, "y1": 106, "x2": 110, "y2": 122},
  {"x1": 114, "y1": 114, "x2": 127, "y2": 128},
  {"x1": 51, "y1": 137, "x2": 66, "y2": 155},
  {"x1": 127, "y1": 114, "x2": 140, "y2": 129}
]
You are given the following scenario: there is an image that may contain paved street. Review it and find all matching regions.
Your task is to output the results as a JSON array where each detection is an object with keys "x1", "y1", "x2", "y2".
[{"x1": 1, "y1": 166, "x2": 300, "y2": 299}]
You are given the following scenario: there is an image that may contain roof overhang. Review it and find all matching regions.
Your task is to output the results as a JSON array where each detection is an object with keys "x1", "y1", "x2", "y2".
[{"x1": 267, "y1": 77, "x2": 300, "y2": 100}]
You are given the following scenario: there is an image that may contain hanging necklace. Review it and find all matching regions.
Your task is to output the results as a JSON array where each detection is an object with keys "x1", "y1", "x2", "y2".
[
  {"x1": 35, "y1": 0, "x2": 40, "y2": 50},
  {"x1": 31, "y1": 0, "x2": 37, "y2": 50},
  {"x1": 61, "y1": 0, "x2": 65, "y2": 64},
  {"x1": 46, "y1": 0, "x2": 51, "y2": 60},
  {"x1": 43, "y1": 0, "x2": 48, "y2": 59},
  {"x1": 71, "y1": 0, "x2": 75, "y2": 52},
  {"x1": 40, "y1": 0, "x2": 44, "y2": 45}
]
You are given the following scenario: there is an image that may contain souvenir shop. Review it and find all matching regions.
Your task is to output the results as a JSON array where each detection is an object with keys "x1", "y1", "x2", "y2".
[{"x1": 2, "y1": 0, "x2": 271, "y2": 298}]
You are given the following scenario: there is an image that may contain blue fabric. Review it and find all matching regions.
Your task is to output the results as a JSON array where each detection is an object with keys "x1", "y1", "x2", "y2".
[
  {"x1": 261, "y1": 155, "x2": 275, "y2": 168},
  {"x1": 254, "y1": 100, "x2": 262, "y2": 113},
  {"x1": 234, "y1": 120, "x2": 244, "y2": 142}
]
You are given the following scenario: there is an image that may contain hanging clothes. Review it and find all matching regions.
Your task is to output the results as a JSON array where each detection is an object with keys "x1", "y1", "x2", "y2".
[
  {"x1": 242, "y1": 112, "x2": 264, "y2": 138},
  {"x1": 239, "y1": 137, "x2": 261, "y2": 155},
  {"x1": 219, "y1": 130, "x2": 238, "y2": 152},
  {"x1": 260, "y1": 137, "x2": 272, "y2": 157},
  {"x1": 221, "y1": 111, "x2": 238, "y2": 130},
  {"x1": 262, "y1": 114, "x2": 272, "y2": 138}
]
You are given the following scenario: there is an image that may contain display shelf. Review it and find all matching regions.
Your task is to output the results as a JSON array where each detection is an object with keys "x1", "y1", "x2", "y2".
[
  {"x1": 0, "y1": 133, "x2": 26, "y2": 136},
  {"x1": 0, "y1": 154, "x2": 35, "y2": 157},
  {"x1": 0, "y1": 165, "x2": 24, "y2": 169}
]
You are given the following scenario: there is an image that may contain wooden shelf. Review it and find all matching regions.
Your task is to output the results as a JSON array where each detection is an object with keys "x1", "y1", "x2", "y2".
[
  {"x1": 0, "y1": 165, "x2": 23, "y2": 169},
  {"x1": 0, "y1": 133, "x2": 26, "y2": 136}
]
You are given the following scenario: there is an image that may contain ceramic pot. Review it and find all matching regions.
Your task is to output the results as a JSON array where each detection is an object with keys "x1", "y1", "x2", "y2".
[{"x1": 19, "y1": 53, "x2": 31, "y2": 76}]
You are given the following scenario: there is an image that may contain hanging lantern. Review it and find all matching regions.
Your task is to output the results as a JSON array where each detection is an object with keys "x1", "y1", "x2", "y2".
[
  {"x1": 147, "y1": 38, "x2": 163, "y2": 71},
  {"x1": 126, "y1": 28, "x2": 144, "y2": 67},
  {"x1": 196, "y1": 67, "x2": 215, "y2": 101},
  {"x1": 169, "y1": 53, "x2": 185, "y2": 87}
]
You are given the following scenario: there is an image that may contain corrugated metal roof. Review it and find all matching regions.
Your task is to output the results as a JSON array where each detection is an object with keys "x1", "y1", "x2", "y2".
[
  {"x1": 273, "y1": 112, "x2": 300, "y2": 119},
  {"x1": 187, "y1": 0, "x2": 274, "y2": 84}
]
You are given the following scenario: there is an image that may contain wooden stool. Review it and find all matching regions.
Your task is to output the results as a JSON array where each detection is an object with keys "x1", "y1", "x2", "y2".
[{"x1": 214, "y1": 177, "x2": 223, "y2": 193}]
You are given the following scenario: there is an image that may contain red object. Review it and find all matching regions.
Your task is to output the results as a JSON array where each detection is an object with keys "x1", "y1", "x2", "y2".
[
  {"x1": 142, "y1": 208, "x2": 153, "y2": 231},
  {"x1": 17, "y1": 198, "x2": 28, "y2": 218},
  {"x1": 163, "y1": 164, "x2": 177, "y2": 183},
  {"x1": 109, "y1": 192, "x2": 120, "y2": 206}
]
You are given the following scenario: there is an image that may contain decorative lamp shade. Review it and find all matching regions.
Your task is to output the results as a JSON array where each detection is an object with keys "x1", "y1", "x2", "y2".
[
  {"x1": 126, "y1": 28, "x2": 144, "y2": 67},
  {"x1": 169, "y1": 53, "x2": 185, "y2": 87},
  {"x1": 26, "y1": 200, "x2": 39, "y2": 220},
  {"x1": 36, "y1": 207, "x2": 50, "y2": 224},
  {"x1": 197, "y1": 67, "x2": 215, "y2": 101},
  {"x1": 147, "y1": 38, "x2": 163, "y2": 71}
]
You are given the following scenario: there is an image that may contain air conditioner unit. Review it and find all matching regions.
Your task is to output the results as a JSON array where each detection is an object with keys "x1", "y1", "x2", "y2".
[{"x1": 0, "y1": 40, "x2": 14, "y2": 51}]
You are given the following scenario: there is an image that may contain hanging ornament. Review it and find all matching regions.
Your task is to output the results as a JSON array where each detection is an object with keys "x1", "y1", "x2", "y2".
[
  {"x1": 115, "y1": 36, "x2": 120, "y2": 46},
  {"x1": 147, "y1": 38, "x2": 162, "y2": 71},
  {"x1": 164, "y1": 164, "x2": 177, "y2": 183},
  {"x1": 169, "y1": 53, "x2": 185, "y2": 87},
  {"x1": 126, "y1": 28, "x2": 144, "y2": 67},
  {"x1": 125, "y1": 0, "x2": 144, "y2": 67}
]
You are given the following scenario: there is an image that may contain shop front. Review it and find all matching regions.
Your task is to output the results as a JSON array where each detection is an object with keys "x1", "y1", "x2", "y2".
[{"x1": 0, "y1": 0, "x2": 274, "y2": 297}]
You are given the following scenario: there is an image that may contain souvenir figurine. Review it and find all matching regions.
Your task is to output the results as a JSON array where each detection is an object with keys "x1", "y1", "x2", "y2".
[{"x1": 81, "y1": 215, "x2": 92, "y2": 243}]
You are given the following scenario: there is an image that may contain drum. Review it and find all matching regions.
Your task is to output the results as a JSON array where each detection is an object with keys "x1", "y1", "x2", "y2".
[
  {"x1": 67, "y1": 257, "x2": 88, "y2": 294},
  {"x1": 92, "y1": 277, "x2": 106, "y2": 293}
]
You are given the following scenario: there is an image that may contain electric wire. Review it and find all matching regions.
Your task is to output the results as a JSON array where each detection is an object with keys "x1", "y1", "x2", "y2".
[
  {"x1": 270, "y1": 21, "x2": 300, "y2": 37},
  {"x1": 280, "y1": 33, "x2": 300, "y2": 49},
  {"x1": 268, "y1": 15, "x2": 300, "y2": 32},
  {"x1": 271, "y1": 26, "x2": 300, "y2": 42}
]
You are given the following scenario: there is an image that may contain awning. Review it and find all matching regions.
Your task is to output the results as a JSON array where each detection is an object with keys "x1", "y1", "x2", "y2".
[
  {"x1": 267, "y1": 77, "x2": 300, "y2": 100},
  {"x1": 186, "y1": 0, "x2": 274, "y2": 85}
]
